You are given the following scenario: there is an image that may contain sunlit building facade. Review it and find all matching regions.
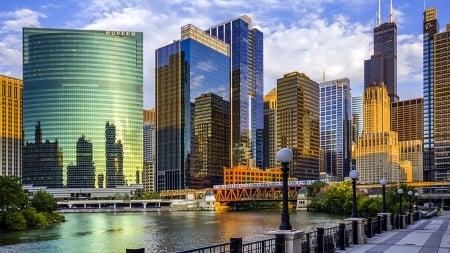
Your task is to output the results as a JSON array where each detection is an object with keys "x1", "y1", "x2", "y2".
[
  {"x1": 23, "y1": 28, "x2": 143, "y2": 187},
  {"x1": 277, "y1": 72, "x2": 320, "y2": 180},
  {"x1": 391, "y1": 98, "x2": 424, "y2": 142},
  {"x1": 143, "y1": 109, "x2": 156, "y2": 192},
  {"x1": 433, "y1": 23, "x2": 450, "y2": 181},
  {"x1": 0, "y1": 75, "x2": 22, "y2": 177},
  {"x1": 156, "y1": 25, "x2": 230, "y2": 190},
  {"x1": 319, "y1": 78, "x2": 352, "y2": 180},
  {"x1": 205, "y1": 16, "x2": 264, "y2": 169},
  {"x1": 223, "y1": 166, "x2": 282, "y2": 185},
  {"x1": 263, "y1": 88, "x2": 277, "y2": 169}
]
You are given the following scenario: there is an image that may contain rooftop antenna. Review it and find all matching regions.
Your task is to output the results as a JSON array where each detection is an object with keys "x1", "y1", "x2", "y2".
[
  {"x1": 389, "y1": 0, "x2": 395, "y2": 23},
  {"x1": 377, "y1": 0, "x2": 381, "y2": 26}
]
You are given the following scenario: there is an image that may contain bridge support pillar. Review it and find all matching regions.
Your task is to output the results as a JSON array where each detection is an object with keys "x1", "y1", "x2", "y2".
[
  {"x1": 267, "y1": 230, "x2": 304, "y2": 253},
  {"x1": 378, "y1": 213, "x2": 393, "y2": 231}
]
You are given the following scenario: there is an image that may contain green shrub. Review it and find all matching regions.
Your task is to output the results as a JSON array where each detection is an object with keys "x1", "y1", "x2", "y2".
[{"x1": 4, "y1": 211, "x2": 27, "y2": 231}]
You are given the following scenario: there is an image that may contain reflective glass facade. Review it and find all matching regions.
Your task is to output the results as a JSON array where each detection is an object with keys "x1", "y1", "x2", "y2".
[
  {"x1": 206, "y1": 16, "x2": 264, "y2": 168},
  {"x1": 364, "y1": 21, "x2": 398, "y2": 102},
  {"x1": 156, "y1": 25, "x2": 230, "y2": 190},
  {"x1": 23, "y1": 28, "x2": 143, "y2": 187},
  {"x1": 423, "y1": 8, "x2": 438, "y2": 181},
  {"x1": 320, "y1": 78, "x2": 352, "y2": 180},
  {"x1": 351, "y1": 96, "x2": 363, "y2": 144}
]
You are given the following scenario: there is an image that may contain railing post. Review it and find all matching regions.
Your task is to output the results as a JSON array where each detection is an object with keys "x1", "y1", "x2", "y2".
[
  {"x1": 367, "y1": 217, "x2": 372, "y2": 238},
  {"x1": 339, "y1": 223, "x2": 346, "y2": 250},
  {"x1": 275, "y1": 234, "x2": 284, "y2": 253},
  {"x1": 317, "y1": 227, "x2": 324, "y2": 253},
  {"x1": 230, "y1": 237, "x2": 242, "y2": 253},
  {"x1": 352, "y1": 220, "x2": 358, "y2": 244}
]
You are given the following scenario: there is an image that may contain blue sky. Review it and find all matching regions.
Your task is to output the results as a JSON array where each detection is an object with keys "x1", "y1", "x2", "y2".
[{"x1": 1, "y1": 0, "x2": 449, "y2": 109}]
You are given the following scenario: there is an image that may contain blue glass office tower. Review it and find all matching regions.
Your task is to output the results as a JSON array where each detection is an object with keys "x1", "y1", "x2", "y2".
[
  {"x1": 320, "y1": 78, "x2": 352, "y2": 180},
  {"x1": 423, "y1": 7, "x2": 438, "y2": 182},
  {"x1": 364, "y1": 2, "x2": 398, "y2": 102},
  {"x1": 205, "y1": 16, "x2": 264, "y2": 168},
  {"x1": 156, "y1": 25, "x2": 230, "y2": 190},
  {"x1": 23, "y1": 28, "x2": 143, "y2": 187}
]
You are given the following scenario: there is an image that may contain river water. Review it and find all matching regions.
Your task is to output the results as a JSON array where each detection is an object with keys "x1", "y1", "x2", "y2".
[{"x1": 0, "y1": 210, "x2": 344, "y2": 253}]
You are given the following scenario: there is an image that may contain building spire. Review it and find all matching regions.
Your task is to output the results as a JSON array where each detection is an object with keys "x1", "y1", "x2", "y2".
[
  {"x1": 377, "y1": 0, "x2": 381, "y2": 26},
  {"x1": 389, "y1": 0, "x2": 395, "y2": 23}
]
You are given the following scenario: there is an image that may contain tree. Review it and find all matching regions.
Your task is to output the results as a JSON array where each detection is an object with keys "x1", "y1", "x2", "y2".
[
  {"x1": 4, "y1": 211, "x2": 27, "y2": 231},
  {"x1": 30, "y1": 191, "x2": 57, "y2": 212},
  {"x1": 0, "y1": 176, "x2": 28, "y2": 212}
]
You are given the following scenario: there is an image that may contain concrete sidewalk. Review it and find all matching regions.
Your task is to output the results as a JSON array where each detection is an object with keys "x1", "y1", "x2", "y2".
[{"x1": 340, "y1": 211, "x2": 450, "y2": 253}]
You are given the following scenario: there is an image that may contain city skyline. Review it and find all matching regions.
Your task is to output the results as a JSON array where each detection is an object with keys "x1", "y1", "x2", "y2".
[{"x1": 1, "y1": 1, "x2": 450, "y2": 109}]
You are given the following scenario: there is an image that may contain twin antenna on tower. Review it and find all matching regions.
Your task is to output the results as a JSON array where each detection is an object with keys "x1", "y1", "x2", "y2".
[{"x1": 377, "y1": 0, "x2": 395, "y2": 26}]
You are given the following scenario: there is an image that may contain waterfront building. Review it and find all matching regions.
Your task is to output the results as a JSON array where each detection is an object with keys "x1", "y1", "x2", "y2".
[
  {"x1": 391, "y1": 98, "x2": 424, "y2": 142},
  {"x1": 156, "y1": 24, "x2": 230, "y2": 190},
  {"x1": 277, "y1": 72, "x2": 320, "y2": 180},
  {"x1": 319, "y1": 78, "x2": 352, "y2": 180},
  {"x1": 223, "y1": 165, "x2": 282, "y2": 184},
  {"x1": 423, "y1": 7, "x2": 438, "y2": 182},
  {"x1": 67, "y1": 136, "x2": 95, "y2": 188},
  {"x1": 351, "y1": 95, "x2": 364, "y2": 144},
  {"x1": 192, "y1": 93, "x2": 230, "y2": 188},
  {"x1": 143, "y1": 110, "x2": 156, "y2": 192},
  {"x1": 0, "y1": 75, "x2": 22, "y2": 177},
  {"x1": 23, "y1": 28, "x2": 143, "y2": 187},
  {"x1": 354, "y1": 84, "x2": 401, "y2": 184},
  {"x1": 433, "y1": 23, "x2": 450, "y2": 182},
  {"x1": 205, "y1": 16, "x2": 264, "y2": 169},
  {"x1": 364, "y1": 0, "x2": 398, "y2": 102},
  {"x1": 23, "y1": 122, "x2": 63, "y2": 187},
  {"x1": 263, "y1": 88, "x2": 277, "y2": 169},
  {"x1": 399, "y1": 140, "x2": 423, "y2": 181}
]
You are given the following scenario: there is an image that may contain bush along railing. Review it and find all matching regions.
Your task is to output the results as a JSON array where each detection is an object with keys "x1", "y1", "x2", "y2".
[{"x1": 163, "y1": 211, "x2": 422, "y2": 253}]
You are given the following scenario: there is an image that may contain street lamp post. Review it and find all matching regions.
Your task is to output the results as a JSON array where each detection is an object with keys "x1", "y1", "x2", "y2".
[
  {"x1": 397, "y1": 188, "x2": 404, "y2": 215},
  {"x1": 415, "y1": 192, "x2": 419, "y2": 211},
  {"x1": 277, "y1": 148, "x2": 293, "y2": 230},
  {"x1": 380, "y1": 178, "x2": 387, "y2": 212},
  {"x1": 349, "y1": 170, "x2": 359, "y2": 218},
  {"x1": 408, "y1": 191, "x2": 413, "y2": 213}
]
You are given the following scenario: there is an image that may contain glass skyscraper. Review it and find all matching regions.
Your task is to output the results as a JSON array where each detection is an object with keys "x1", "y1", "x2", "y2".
[
  {"x1": 156, "y1": 25, "x2": 230, "y2": 190},
  {"x1": 364, "y1": 3, "x2": 398, "y2": 102},
  {"x1": 23, "y1": 28, "x2": 143, "y2": 187},
  {"x1": 320, "y1": 78, "x2": 352, "y2": 180},
  {"x1": 423, "y1": 7, "x2": 438, "y2": 182},
  {"x1": 205, "y1": 15, "x2": 264, "y2": 169}
]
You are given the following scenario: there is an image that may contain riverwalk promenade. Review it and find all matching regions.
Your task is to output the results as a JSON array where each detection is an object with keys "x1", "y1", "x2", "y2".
[{"x1": 341, "y1": 211, "x2": 450, "y2": 253}]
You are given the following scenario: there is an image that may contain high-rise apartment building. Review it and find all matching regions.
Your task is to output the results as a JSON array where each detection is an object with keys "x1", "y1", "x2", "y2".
[
  {"x1": 277, "y1": 72, "x2": 320, "y2": 180},
  {"x1": 205, "y1": 16, "x2": 264, "y2": 169},
  {"x1": 423, "y1": 7, "x2": 438, "y2": 182},
  {"x1": 193, "y1": 93, "x2": 230, "y2": 188},
  {"x1": 433, "y1": 23, "x2": 450, "y2": 181},
  {"x1": 364, "y1": 0, "x2": 398, "y2": 102},
  {"x1": 156, "y1": 24, "x2": 230, "y2": 190},
  {"x1": 143, "y1": 109, "x2": 156, "y2": 192},
  {"x1": 0, "y1": 75, "x2": 22, "y2": 177},
  {"x1": 351, "y1": 96, "x2": 364, "y2": 144},
  {"x1": 263, "y1": 88, "x2": 277, "y2": 169},
  {"x1": 355, "y1": 84, "x2": 401, "y2": 184},
  {"x1": 391, "y1": 98, "x2": 424, "y2": 142},
  {"x1": 23, "y1": 28, "x2": 143, "y2": 187},
  {"x1": 319, "y1": 78, "x2": 352, "y2": 180}
]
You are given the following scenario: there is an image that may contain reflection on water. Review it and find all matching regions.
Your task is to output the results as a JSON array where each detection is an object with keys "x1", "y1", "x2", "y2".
[{"x1": 0, "y1": 210, "x2": 344, "y2": 253}]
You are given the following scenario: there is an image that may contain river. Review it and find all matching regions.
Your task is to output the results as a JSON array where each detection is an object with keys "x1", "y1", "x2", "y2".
[{"x1": 0, "y1": 210, "x2": 344, "y2": 253}]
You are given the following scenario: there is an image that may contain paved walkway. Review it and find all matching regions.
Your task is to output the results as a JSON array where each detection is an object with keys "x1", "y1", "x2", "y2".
[{"x1": 341, "y1": 211, "x2": 450, "y2": 253}]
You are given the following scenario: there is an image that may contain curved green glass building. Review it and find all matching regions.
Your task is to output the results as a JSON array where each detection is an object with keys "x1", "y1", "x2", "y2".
[{"x1": 23, "y1": 28, "x2": 143, "y2": 187}]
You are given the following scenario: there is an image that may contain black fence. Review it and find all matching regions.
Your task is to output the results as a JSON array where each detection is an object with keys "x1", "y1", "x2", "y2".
[{"x1": 137, "y1": 211, "x2": 421, "y2": 253}]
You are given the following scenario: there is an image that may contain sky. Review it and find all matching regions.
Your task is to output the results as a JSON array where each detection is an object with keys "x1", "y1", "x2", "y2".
[{"x1": 1, "y1": 0, "x2": 450, "y2": 109}]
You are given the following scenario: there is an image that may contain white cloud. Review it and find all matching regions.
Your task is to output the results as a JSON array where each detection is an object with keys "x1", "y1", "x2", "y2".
[{"x1": 0, "y1": 9, "x2": 46, "y2": 32}]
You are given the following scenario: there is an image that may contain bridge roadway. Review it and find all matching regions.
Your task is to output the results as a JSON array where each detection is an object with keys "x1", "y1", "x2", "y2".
[{"x1": 341, "y1": 211, "x2": 450, "y2": 253}]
